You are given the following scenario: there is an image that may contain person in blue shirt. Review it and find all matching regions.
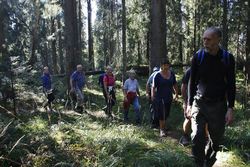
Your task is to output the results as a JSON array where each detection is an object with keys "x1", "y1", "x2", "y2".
[
  {"x1": 146, "y1": 67, "x2": 160, "y2": 128},
  {"x1": 41, "y1": 66, "x2": 55, "y2": 115},
  {"x1": 70, "y1": 64, "x2": 85, "y2": 113},
  {"x1": 151, "y1": 59, "x2": 178, "y2": 137}
]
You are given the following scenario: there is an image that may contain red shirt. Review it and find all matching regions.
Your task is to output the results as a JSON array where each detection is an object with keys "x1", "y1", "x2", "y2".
[{"x1": 103, "y1": 74, "x2": 115, "y2": 86}]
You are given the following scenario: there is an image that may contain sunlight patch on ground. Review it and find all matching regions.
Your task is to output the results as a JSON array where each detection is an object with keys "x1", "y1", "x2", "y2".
[
  {"x1": 85, "y1": 88, "x2": 103, "y2": 96},
  {"x1": 214, "y1": 151, "x2": 245, "y2": 167},
  {"x1": 87, "y1": 110, "x2": 106, "y2": 118}
]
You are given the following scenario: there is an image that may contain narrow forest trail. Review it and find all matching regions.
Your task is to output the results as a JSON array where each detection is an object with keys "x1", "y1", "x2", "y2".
[{"x1": 0, "y1": 68, "x2": 248, "y2": 166}]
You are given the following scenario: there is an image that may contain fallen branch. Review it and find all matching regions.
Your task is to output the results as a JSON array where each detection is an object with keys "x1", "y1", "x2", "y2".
[
  {"x1": 0, "y1": 105, "x2": 18, "y2": 119},
  {"x1": 0, "y1": 156, "x2": 22, "y2": 166},
  {"x1": 9, "y1": 135, "x2": 25, "y2": 154},
  {"x1": 0, "y1": 120, "x2": 14, "y2": 138}
]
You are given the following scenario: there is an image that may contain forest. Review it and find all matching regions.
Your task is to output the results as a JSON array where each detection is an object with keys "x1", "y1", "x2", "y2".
[{"x1": 0, "y1": 0, "x2": 250, "y2": 166}]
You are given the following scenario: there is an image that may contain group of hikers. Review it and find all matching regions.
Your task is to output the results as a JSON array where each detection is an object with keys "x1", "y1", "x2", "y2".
[{"x1": 41, "y1": 27, "x2": 236, "y2": 167}]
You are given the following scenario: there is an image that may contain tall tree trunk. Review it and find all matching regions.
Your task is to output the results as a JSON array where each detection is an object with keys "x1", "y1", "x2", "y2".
[
  {"x1": 193, "y1": 7, "x2": 197, "y2": 53},
  {"x1": 122, "y1": 0, "x2": 126, "y2": 81},
  {"x1": 64, "y1": 0, "x2": 81, "y2": 89},
  {"x1": 137, "y1": 40, "x2": 142, "y2": 66},
  {"x1": 146, "y1": 29, "x2": 150, "y2": 64},
  {"x1": 150, "y1": 0, "x2": 167, "y2": 72},
  {"x1": 0, "y1": 0, "x2": 9, "y2": 72},
  {"x1": 28, "y1": 0, "x2": 40, "y2": 65},
  {"x1": 78, "y1": 0, "x2": 82, "y2": 59},
  {"x1": 236, "y1": 7, "x2": 242, "y2": 70},
  {"x1": 115, "y1": 0, "x2": 120, "y2": 63},
  {"x1": 177, "y1": 0, "x2": 183, "y2": 63},
  {"x1": 246, "y1": 0, "x2": 250, "y2": 80},
  {"x1": 57, "y1": 16, "x2": 65, "y2": 74},
  {"x1": 51, "y1": 18, "x2": 58, "y2": 74},
  {"x1": 222, "y1": 0, "x2": 228, "y2": 50},
  {"x1": 87, "y1": 0, "x2": 94, "y2": 70},
  {"x1": 109, "y1": 0, "x2": 114, "y2": 65},
  {"x1": 0, "y1": 1, "x2": 5, "y2": 56}
]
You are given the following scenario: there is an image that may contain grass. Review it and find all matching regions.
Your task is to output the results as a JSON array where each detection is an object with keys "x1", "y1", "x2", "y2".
[{"x1": 0, "y1": 69, "x2": 249, "y2": 166}]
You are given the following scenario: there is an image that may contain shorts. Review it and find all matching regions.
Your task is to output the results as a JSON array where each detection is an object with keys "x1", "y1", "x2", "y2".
[{"x1": 153, "y1": 98, "x2": 172, "y2": 120}]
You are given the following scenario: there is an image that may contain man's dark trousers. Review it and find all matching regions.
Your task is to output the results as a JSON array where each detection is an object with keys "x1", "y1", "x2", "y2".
[{"x1": 191, "y1": 96, "x2": 227, "y2": 167}]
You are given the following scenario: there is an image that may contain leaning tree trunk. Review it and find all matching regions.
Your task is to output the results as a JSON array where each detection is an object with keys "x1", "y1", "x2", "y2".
[
  {"x1": 87, "y1": 0, "x2": 94, "y2": 70},
  {"x1": 222, "y1": 0, "x2": 228, "y2": 50},
  {"x1": 150, "y1": 0, "x2": 167, "y2": 72},
  {"x1": 122, "y1": 0, "x2": 126, "y2": 82}
]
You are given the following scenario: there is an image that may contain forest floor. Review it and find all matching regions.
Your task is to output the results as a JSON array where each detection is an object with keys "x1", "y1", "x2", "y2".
[{"x1": 0, "y1": 67, "x2": 249, "y2": 167}]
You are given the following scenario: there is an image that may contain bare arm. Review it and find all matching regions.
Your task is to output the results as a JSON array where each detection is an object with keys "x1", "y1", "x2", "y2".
[
  {"x1": 173, "y1": 83, "x2": 179, "y2": 100},
  {"x1": 146, "y1": 83, "x2": 150, "y2": 96},
  {"x1": 70, "y1": 78, "x2": 74, "y2": 90},
  {"x1": 151, "y1": 86, "x2": 156, "y2": 101},
  {"x1": 104, "y1": 81, "x2": 108, "y2": 95},
  {"x1": 181, "y1": 84, "x2": 187, "y2": 103}
]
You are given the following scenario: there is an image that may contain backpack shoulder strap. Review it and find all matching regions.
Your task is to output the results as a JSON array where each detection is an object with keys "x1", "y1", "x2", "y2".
[
  {"x1": 197, "y1": 49, "x2": 205, "y2": 65},
  {"x1": 222, "y1": 49, "x2": 230, "y2": 65}
]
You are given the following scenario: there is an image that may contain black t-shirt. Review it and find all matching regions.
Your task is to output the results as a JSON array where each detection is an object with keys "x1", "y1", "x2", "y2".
[{"x1": 188, "y1": 48, "x2": 236, "y2": 108}]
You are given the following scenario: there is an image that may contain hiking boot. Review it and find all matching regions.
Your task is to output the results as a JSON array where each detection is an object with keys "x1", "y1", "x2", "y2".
[
  {"x1": 102, "y1": 105, "x2": 107, "y2": 111},
  {"x1": 160, "y1": 129, "x2": 167, "y2": 137},
  {"x1": 75, "y1": 106, "x2": 83, "y2": 113},
  {"x1": 204, "y1": 158, "x2": 217, "y2": 167},
  {"x1": 151, "y1": 124, "x2": 159, "y2": 129},
  {"x1": 179, "y1": 134, "x2": 190, "y2": 146},
  {"x1": 135, "y1": 119, "x2": 141, "y2": 125}
]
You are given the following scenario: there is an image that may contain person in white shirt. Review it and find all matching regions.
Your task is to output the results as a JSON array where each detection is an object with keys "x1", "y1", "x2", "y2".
[{"x1": 123, "y1": 69, "x2": 141, "y2": 124}]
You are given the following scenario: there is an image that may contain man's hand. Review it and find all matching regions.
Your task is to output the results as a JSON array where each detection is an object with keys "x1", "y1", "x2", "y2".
[
  {"x1": 151, "y1": 96, "x2": 155, "y2": 102},
  {"x1": 124, "y1": 97, "x2": 128, "y2": 102},
  {"x1": 182, "y1": 103, "x2": 187, "y2": 111},
  {"x1": 70, "y1": 88, "x2": 75, "y2": 93},
  {"x1": 173, "y1": 94, "x2": 178, "y2": 101},
  {"x1": 186, "y1": 105, "x2": 192, "y2": 119},
  {"x1": 225, "y1": 108, "x2": 233, "y2": 125}
]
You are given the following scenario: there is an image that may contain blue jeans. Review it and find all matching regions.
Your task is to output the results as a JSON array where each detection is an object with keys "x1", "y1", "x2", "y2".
[{"x1": 124, "y1": 96, "x2": 140, "y2": 122}]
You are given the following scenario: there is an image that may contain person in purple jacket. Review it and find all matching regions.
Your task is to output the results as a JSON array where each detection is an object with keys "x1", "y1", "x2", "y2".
[
  {"x1": 41, "y1": 66, "x2": 55, "y2": 113},
  {"x1": 70, "y1": 64, "x2": 86, "y2": 113}
]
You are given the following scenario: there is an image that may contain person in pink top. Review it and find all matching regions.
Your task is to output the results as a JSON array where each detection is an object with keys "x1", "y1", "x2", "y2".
[{"x1": 103, "y1": 66, "x2": 116, "y2": 116}]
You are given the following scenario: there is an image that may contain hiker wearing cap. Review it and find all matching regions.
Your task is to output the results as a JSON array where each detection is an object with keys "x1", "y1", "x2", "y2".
[
  {"x1": 146, "y1": 67, "x2": 160, "y2": 128},
  {"x1": 123, "y1": 69, "x2": 141, "y2": 124},
  {"x1": 41, "y1": 66, "x2": 55, "y2": 112},
  {"x1": 187, "y1": 27, "x2": 236, "y2": 167},
  {"x1": 70, "y1": 64, "x2": 86, "y2": 113},
  {"x1": 151, "y1": 59, "x2": 178, "y2": 137}
]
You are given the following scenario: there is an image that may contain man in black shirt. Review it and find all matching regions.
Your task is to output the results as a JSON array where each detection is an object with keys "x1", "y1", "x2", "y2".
[{"x1": 187, "y1": 27, "x2": 236, "y2": 167}]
